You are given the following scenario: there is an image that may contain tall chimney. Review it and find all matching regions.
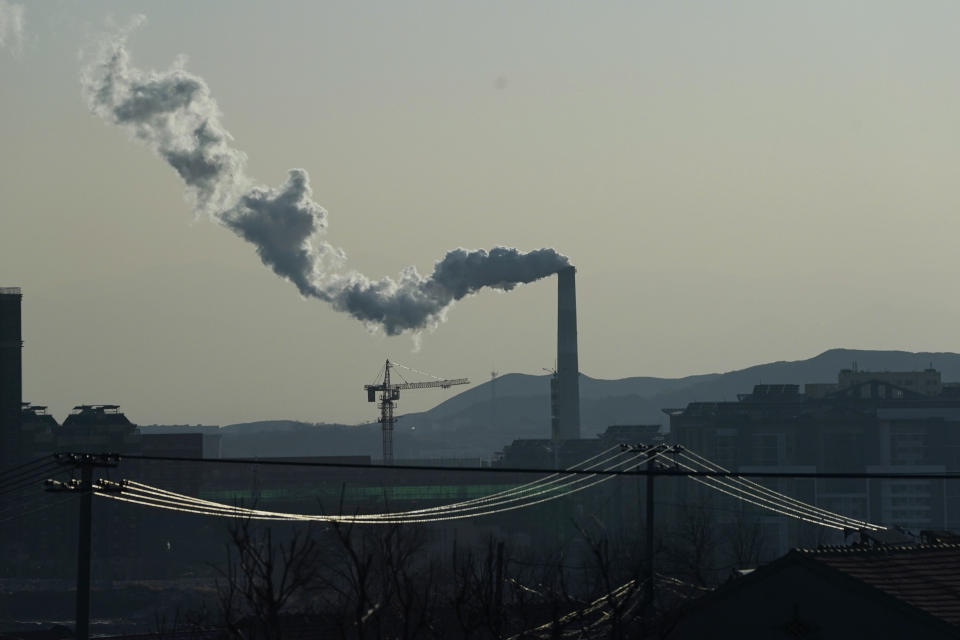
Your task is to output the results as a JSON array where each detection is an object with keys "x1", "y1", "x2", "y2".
[
  {"x1": 554, "y1": 267, "x2": 580, "y2": 441},
  {"x1": 0, "y1": 287, "x2": 22, "y2": 466}
]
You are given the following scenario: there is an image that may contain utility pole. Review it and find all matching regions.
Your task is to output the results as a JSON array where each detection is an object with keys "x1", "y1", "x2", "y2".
[
  {"x1": 490, "y1": 370, "x2": 498, "y2": 433},
  {"x1": 632, "y1": 443, "x2": 679, "y2": 609},
  {"x1": 492, "y1": 539, "x2": 505, "y2": 636},
  {"x1": 645, "y1": 446, "x2": 657, "y2": 606},
  {"x1": 46, "y1": 453, "x2": 121, "y2": 640}
]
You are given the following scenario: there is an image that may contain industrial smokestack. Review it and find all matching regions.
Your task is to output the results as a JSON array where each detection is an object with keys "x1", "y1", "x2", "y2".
[
  {"x1": 0, "y1": 287, "x2": 22, "y2": 467},
  {"x1": 553, "y1": 267, "x2": 580, "y2": 441}
]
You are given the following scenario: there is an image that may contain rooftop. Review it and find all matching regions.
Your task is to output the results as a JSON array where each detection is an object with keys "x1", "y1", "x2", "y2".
[
  {"x1": 62, "y1": 404, "x2": 133, "y2": 428},
  {"x1": 795, "y1": 543, "x2": 960, "y2": 627}
]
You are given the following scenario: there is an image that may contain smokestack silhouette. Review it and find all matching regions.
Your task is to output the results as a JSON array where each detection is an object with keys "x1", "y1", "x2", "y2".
[
  {"x1": 553, "y1": 267, "x2": 580, "y2": 441},
  {"x1": 0, "y1": 287, "x2": 22, "y2": 467},
  {"x1": 82, "y1": 22, "x2": 570, "y2": 336}
]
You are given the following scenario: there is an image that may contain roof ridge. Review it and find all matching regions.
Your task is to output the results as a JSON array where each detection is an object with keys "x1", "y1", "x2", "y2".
[{"x1": 794, "y1": 542, "x2": 960, "y2": 555}]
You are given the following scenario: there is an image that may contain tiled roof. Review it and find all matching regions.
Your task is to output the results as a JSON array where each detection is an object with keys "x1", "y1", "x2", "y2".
[{"x1": 796, "y1": 544, "x2": 960, "y2": 626}]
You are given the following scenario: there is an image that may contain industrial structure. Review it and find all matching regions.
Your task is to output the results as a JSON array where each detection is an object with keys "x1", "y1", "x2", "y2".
[
  {"x1": 0, "y1": 287, "x2": 22, "y2": 467},
  {"x1": 552, "y1": 266, "x2": 581, "y2": 441},
  {"x1": 364, "y1": 359, "x2": 468, "y2": 464}
]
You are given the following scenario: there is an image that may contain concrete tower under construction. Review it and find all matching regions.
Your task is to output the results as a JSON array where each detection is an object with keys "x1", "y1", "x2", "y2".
[
  {"x1": 0, "y1": 287, "x2": 22, "y2": 466},
  {"x1": 553, "y1": 267, "x2": 581, "y2": 441}
]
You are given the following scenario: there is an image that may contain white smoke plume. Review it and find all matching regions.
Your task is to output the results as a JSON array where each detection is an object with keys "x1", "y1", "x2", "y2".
[
  {"x1": 0, "y1": 1, "x2": 25, "y2": 56},
  {"x1": 82, "y1": 22, "x2": 570, "y2": 335}
]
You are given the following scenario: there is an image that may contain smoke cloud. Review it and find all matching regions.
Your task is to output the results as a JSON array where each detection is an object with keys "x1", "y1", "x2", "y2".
[
  {"x1": 0, "y1": 1, "x2": 24, "y2": 56},
  {"x1": 83, "y1": 22, "x2": 570, "y2": 335}
]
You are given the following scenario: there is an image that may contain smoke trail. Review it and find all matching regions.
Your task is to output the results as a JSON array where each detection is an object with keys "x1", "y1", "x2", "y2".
[
  {"x1": 0, "y1": 1, "x2": 24, "y2": 56},
  {"x1": 83, "y1": 21, "x2": 570, "y2": 335}
]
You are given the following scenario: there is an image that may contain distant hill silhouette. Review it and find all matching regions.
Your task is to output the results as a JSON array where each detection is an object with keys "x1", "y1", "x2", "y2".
[{"x1": 212, "y1": 349, "x2": 960, "y2": 459}]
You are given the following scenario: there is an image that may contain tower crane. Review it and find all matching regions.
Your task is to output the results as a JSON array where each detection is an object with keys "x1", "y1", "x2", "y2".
[{"x1": 364, "y1": 359, "x2": 469, "y2": 464}]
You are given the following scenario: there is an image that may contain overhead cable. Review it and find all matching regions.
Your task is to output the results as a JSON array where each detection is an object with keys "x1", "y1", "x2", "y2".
[
  {"x1": 0, "y1": 460, "x2": 60, "y2": 488},
  {"x1": 116, "y1": 447, "x2": 642, "y2": 522},
  {"x1": 673, "y1": 453, "x2": 860, "y2": 529},
  {"x1": 131, "y1": 448, "x2": 644, "y2": 524},
  {"x1": 678, "y1": 448, "x2": 883, "y2": 530},
  {"x1": 105, "y1": 450, "x2": 649, "y2": 524},
  {"x1": 353, "y1": 448, "x2": 645, "y2": 521},
  {"x1": 0, "y1": 456, "x2": 56, "y2": 480},
  {"x1": 96, "y1": 450, "x2": 660, "y2": 524},
  {"x1": 672, "y1": 457, "x2": 846, "y2": 530},
  {"x1": 384, "y1": 444, "x2": 626, "y2": 517},
  {"x1": 0, "y1": 463, "x2": 63, "y2": 497},
  {"x1": 511, "y1": 579, "x2": 641, "y2": 640}
]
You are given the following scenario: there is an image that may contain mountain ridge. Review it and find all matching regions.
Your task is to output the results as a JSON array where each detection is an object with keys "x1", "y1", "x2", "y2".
[{"x1": 171, "y1": 348, "x2": 960, "y2": 458}]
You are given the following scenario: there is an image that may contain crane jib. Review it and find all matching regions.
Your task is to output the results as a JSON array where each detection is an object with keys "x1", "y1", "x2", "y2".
[{"x1": 363, "y1": 379, "x2": 470, "y2": 392}]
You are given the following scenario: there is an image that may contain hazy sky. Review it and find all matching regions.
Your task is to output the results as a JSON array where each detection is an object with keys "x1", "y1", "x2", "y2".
[{"x1": 3, "y1": 1, "x2": 960, "y2": 426}]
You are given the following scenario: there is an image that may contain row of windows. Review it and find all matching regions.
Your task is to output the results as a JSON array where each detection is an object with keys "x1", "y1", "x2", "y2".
[
  {"x1": 886, "y1": 510, "x2": 932, "y2": 520},
  {"x1": 707, "y1": 431, "x2": 934, "y2": 467},
  {"x1": 886, "y1": 497, "x2": 931, "y2": 507},
  {"x1": 887, "y1": 484, "x2": 931, "y2": 495}
]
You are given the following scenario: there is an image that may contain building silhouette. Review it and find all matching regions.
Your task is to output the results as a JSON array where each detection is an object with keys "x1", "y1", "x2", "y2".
[
  {"x1": 667, "y1": 367, "x2": 960, "y2": 555},
  {"x1": 0, "y1": 287, "x2": 22, "y2": 467},
  {"x1": 19, "y1": 402, "x2": 58, "y2": 459}
]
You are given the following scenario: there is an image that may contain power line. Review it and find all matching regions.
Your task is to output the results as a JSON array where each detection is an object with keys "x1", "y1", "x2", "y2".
[
  {"x1": 672, "y1": 453, "x2": 864, "y2": 529},
  {"x1": 32, "y1": 446, "x2": 944, "y2": 531},
  {"x1": 677, "y1": 450, "x2": 880, "y2": 530},
  {"x1": 348, "y1": 449, "x2": 651, "y2": 521},
  {"x1": 0, "y1": 456, "x2": 56, "y2": 480},
  {"x1": 0, "y1": 467, "x2": 72, "y2": 520},
  {"x1": 112, "y1": 446, "x2": 638, "y2": 522},
  {"x1": 96, "y1": 450, "x2": 661, "y2": 524},
  {"x1": 94, "y1": 450, "x2": 658, "y2": 523},
  {"x1": 671, "y1": 455, "x2": 882, "y2": 531},
  {"x1": 0, "y1": 463, "x2": 63, "y2": 497},
  {"x1": 511, "y1": 578, "x2": 646, "y2": 640},
  {"x1": 0, "y1": 460, "x2": 61, "y2": 488},
  {"x1": 680, "y1": 468, "x2": 844, "y2": 530},
  {"x1": 118, "y1": 452, "x2": 960, "y2": 480},
  {"x1": 387, "y1": 445, "x2": 626, "y2": 516}
]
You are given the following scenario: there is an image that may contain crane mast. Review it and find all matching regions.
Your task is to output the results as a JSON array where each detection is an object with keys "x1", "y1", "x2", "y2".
[{"x1": 364, "y1": 359, "x2": 469, "y2": 464}]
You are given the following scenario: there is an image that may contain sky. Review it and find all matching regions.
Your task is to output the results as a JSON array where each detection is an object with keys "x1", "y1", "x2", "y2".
[{"x1": 2, "y1": 1, "x2": 960, "y2": 426}]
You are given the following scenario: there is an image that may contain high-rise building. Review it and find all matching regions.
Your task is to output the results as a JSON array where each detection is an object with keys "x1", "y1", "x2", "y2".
[{"x1": 0, "y1": 287, "x2": 22, "y2": 466}]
